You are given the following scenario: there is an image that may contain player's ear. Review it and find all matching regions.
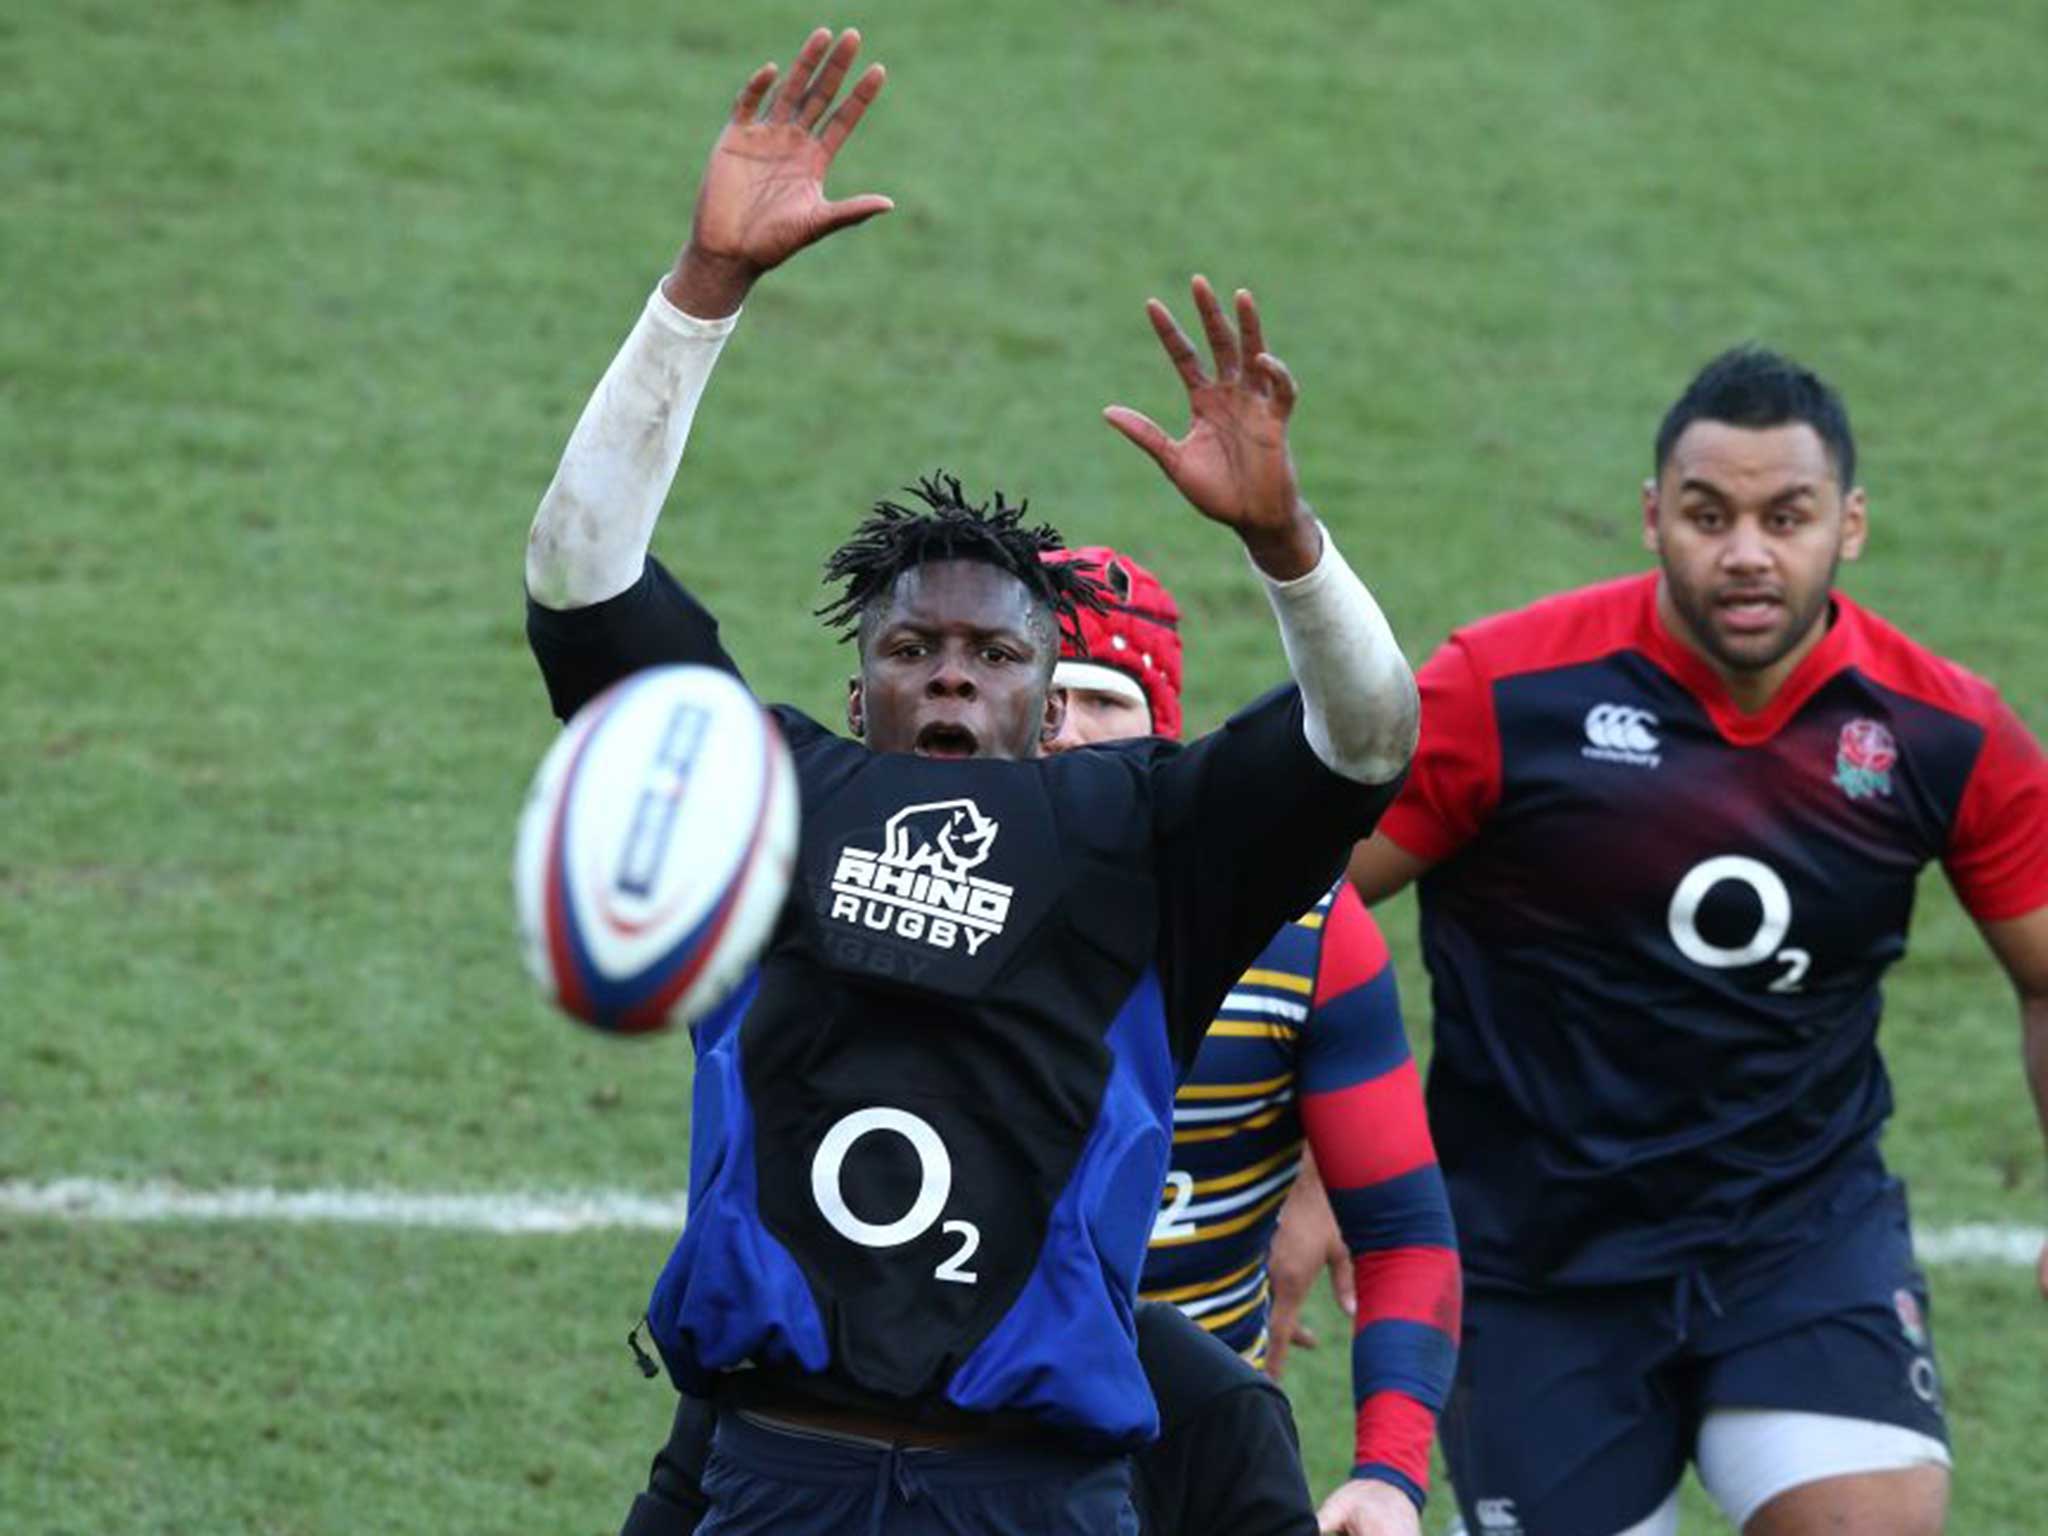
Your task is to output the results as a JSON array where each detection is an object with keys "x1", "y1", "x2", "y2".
[
  {"x1": 845, "y1": 677, "x2": 866, "y2": 738},
  {"x1": 1039, "y1": 681, "x2": 1068, "y2": 747},
  {"x1": 1839, "y1": 486, "x2": 1869, "y2": 563},
  {"x1": 1640, "y1": 477, "x2": 1661, "y2": 555}
]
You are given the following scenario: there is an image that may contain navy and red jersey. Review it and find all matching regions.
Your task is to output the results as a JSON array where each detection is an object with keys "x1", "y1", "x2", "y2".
[
  {"x1": 528, "y1": 558, "x2": 1399, "y2": 1447},
  {"x1": 1139, "y1": 881, "x2": 1458, "y2": 1504},
  {"x1": 1379, "y1": 572, "x2": 2048, "y2": 1289}
]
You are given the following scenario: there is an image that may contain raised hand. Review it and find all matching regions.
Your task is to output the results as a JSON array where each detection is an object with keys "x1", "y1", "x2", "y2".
[
  {"x1": 665, "y1": 28, "x2": 892, "y2": 317},
  {"x1": 1104, "y1": 276, "x2": 1321, "y2": 580}
]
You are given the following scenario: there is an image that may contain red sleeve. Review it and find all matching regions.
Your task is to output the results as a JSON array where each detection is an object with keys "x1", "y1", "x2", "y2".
[
  {"x1": 1299, "y1": 887, "x2": 1460, "y2": 1501},
  {"x1": 1945, "y1": 697, "x2": 2048, "y2": 922},
  {"x1": 1376, "y1": 634, "x2": 1500, "y2": 863}
]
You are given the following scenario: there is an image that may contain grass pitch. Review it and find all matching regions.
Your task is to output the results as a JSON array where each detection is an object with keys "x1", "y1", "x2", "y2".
[{"x1": 4, "y1": 1, "x2": 2045, "y2": 1530}]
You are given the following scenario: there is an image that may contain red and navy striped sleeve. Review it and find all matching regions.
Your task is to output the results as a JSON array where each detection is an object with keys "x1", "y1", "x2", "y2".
[{"x1": 1296, "y1": 884, "x2": 1461, "y2": 1507}]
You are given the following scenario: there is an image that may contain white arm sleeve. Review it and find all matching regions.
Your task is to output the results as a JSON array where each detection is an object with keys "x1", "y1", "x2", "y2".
[
  {"x1": 1258, "y1": 524, "x2": 1420, "y2": 784},
  {"x1": 524, "y1": 283, "x2": 738, "y2": 611}
]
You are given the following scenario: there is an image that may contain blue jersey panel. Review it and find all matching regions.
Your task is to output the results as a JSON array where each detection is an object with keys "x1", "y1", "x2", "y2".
[
  {"x1": 649, "y1": 978, "x2": 829, "y2": 1392},
  {"x1": 683, "y1": 973, "x2": 755, "y2": 1211},
  {"x1": 945, "y1": 969, "x2": 1176, "y2": 1447}
]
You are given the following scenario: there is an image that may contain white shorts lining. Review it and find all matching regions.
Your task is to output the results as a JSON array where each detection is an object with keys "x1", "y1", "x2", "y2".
[{"x1": 1694, "y1": 1407, "x2": 1951, "y2": 1529}]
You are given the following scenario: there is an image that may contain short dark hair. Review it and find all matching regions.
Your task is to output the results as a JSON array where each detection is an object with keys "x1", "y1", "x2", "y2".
[
  {"x1": 1654, "y1": 346, "x2": 1857, "y2": 489},
  {"x1": 817, "y1": 473, "x2": 1104, "y2": 655}
]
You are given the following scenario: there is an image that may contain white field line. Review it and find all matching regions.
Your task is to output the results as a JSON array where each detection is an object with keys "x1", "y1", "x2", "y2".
[
  {"x1": 0, "y1": 1178, "x2": 2039, "y2": 1266},
  {"x1": 0, "y1": 1177, "x2": 686, "y2": 1235},
  {"x1": 1914, "y1": 1223, "x2": 2044, "y2": 1268}
]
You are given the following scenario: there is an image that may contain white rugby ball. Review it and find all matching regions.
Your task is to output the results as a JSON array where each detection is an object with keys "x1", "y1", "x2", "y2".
[{"x1": 514, "y1": 665, "x2": 798, "y2": 1035}]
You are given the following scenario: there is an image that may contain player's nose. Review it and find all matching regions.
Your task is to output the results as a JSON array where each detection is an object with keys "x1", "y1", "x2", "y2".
[
  {"x1": 1721, "y1": 517, "x2": 1773, "y2": 570},
  {"x1": 925, "y1": 650, "x2": 976, "y2": 698}
]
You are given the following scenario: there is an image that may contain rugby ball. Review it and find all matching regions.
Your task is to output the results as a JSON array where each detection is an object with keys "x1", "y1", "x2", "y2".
[{"x1": 514, "y1": 665, "x2": 798, "y2": 1034}]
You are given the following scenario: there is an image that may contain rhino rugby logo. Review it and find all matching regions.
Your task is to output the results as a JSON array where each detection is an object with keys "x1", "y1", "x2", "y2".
[{"x1": 829, "y1": 799, "x2": 1014, "y2": 955}]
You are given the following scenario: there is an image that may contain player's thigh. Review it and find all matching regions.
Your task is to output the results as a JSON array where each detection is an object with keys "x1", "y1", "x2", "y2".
[
  {"x1": 1442, "y1": 1286, "x2": 1688, "y2": 1536},
  {"x1": 1742, "y1": 1467, "x2": 1947, "y2": 1536},
  {"x1": 1696, "y1": 1410, "x2": 1948, "y2": 1535},
  {"x1": 1696, "y1": 1182, "x2": 1949, "y2": 1454},
  {"x1": 1693, "y1": 1182, "x2": 1952, "y2": 1533}
]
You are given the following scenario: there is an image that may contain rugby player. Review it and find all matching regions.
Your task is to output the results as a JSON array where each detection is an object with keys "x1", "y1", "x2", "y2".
[
  {"x1": 1347, "y1": 347, "x2": 2048, "y2": 1536},
  {"x1": 616, "y1": 547, "x2": 1453, "y2": 1536},
  {"x1": 1044, "y1": 546, "x2": 1459, "y2": 1536},
  {"x1": 524, "y1": 28, "x2": 1419, "y2": 1535}
]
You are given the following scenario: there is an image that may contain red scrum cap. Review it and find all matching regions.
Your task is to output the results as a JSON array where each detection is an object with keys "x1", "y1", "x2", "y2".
[{"x1": 1042, "y1": 546, "x2": 1185, "y2": 740}]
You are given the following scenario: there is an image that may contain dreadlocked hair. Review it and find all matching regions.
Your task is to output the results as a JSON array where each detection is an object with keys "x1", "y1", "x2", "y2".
[{"x1": 817, "y1": 472, "x2": 1105, "y2": 650}]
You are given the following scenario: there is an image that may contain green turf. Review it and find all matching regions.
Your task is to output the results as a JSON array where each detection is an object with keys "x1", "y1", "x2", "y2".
[{"x1": 4, "y1": 0, "x2": 2045, "y2": 1530}]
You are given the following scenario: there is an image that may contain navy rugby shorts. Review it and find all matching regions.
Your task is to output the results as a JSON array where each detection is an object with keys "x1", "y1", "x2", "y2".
[
  {"x1": 694, "y1": 1409, "x2": 1140, "y2": 1536},
  {"x1": 1439, "y1": 1173, "x2": 1948, "y2": 1536}
]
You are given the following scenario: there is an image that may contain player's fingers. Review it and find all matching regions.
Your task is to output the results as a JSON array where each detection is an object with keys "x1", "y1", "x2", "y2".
[
  {"x1": 1255, "y1": 352, "x2": 1298, "y2": 416},
  {"x1": 1330, "y1": 1246, "x2": 1356, "y2": 1317},
  {"x1": 798, "y1": 28, "x2": 862, "y2": 129},
  {"x1": 1290, "y1": 1319, "x2": 1320, "y2": 1348},
  {"x1": 771, "y1": 28, "x2": 834, "y2": 122},
  {"x1": 816, "y1": 194, "x2": 896, "y2": 236},
  {"x1": 1145, "y1": 300, "x2": 1208, "y2": 391},
  {"x1": 1102, "y1": 405, "x2": 1175, "y2": 470},
  {"x1": 1236, "y1": 287, "x2": 1268, "y2": 366},
  {"x1": 1191, "y1": 274, "x2": 1240, "y2": 379},
  {"x1": 732, "y1": 62, "x2": 778, "y2": 125},
  {"x1": 1264, "y1": 1330, "x2": 1291, "y2": 1381},
  {"x1": 819, "y1": 64, "x2": 887, "y2": 156}
]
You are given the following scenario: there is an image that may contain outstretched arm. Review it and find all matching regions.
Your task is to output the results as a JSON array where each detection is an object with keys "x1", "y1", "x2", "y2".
[
  {"x1": 1105, "y1": 279, "x2": 1417, "y2": 783},
  {"x1": 525, "y1": 28, "x2": 890, "y2": 611}
]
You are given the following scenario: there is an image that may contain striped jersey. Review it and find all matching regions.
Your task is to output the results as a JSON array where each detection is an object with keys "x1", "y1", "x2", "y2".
[{"x1": 1140, "y1": 880, "x2": 1462, "y2": 1505}]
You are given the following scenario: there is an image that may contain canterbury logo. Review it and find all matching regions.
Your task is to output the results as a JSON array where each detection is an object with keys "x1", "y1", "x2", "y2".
[{"x1": 1582, "y1": 703, "x2": 1661, "y2": 767}]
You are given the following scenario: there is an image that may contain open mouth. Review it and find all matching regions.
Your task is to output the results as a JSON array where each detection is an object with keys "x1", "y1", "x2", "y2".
[
  {"x1": 1714, "y1": 591, "x2": 1784, "y2": 634},
  {"x1": 913, "y1": 723, "x2": 981, "y2": 759}
]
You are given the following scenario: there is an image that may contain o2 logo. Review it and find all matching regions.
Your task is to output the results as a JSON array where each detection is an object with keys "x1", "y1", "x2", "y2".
[
  {"x1": 1666, "y1": 855, "x2": 1810, "y2": 993},
  {"x1": 810, "y1": 1107, "x2": 981, "y2": 1284}
]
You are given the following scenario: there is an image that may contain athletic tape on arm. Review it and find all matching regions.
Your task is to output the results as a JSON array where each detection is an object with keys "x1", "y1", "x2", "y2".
[
  {"x1": 1259, "y1": 526, "x2": 1418, "y2": 783},
  {"x1": 525, "y1": 284, "x2": 739, "y2": 610}
]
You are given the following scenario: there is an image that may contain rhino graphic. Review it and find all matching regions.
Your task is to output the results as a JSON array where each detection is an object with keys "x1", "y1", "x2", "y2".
[{"x1": 881, "y1": 799, "x2": 1000, "y2": 876}]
